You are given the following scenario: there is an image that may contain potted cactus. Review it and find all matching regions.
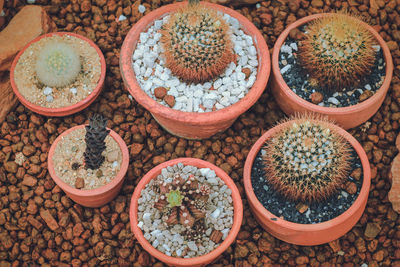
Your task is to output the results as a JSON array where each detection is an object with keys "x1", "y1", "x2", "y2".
[
  {"x1": 48, "y1": 114, "x2": 129, "y2": 208},
  {"x1": 120, "y1": 0, "x2": 270, "y2": 139},
  {"x1": 130, "y1": 158, "x2": 243, "y2": 267},
  {"x1": 271, "y1": 13, "x2": 393, "y2": 129},
  {"x1": 243, "y1": 116, "x2": 371, "y2": 245},
  {"x1": 10, "y1": 32, "x2": 106, "y2": 116}
]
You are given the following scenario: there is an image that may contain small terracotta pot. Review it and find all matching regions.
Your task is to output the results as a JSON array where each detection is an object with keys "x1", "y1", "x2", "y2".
[
  {"x1": 271, "y1": 13, "x2": 393, "y2": 130},
  {"x1": 243, "y1": 120, "x2": 371, "y2": 246},
  {"x1": 10, "y1": 32, "x2": 106, "y2": 117},
  {"x1": 120, "y1": 1, "x2": 270, "y2": 140},
  {"x1": 129, "y1": 158, "x2": 243, "y2": 267},
  {"x1": 48, "y1": 125, "x2": 129, "y2": 208}
]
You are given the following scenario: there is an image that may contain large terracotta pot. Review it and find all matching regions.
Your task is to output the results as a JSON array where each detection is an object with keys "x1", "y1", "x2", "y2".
[
  {"x1": 129, "y1": 158, "x2": 243, "y2": 267},
  {"x1": 243, "y1": 119, "x2": 371, "y2": 246},
  {"x1": 120, "y1": 1, "x2": 270, "y2": 139},
  {"x1": 10, "y1": 32, "x2": 106, "y2": 117},
  {"x1": 48, "y1": 125, "x2": 129, "y2": 208},
  {"x1": 271, "y1": 13, "x2": 393, "y2": 130}
]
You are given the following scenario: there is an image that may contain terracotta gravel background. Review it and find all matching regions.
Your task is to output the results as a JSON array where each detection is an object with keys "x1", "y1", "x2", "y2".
[{"x1": 1, "y1": 0, "x2": 400, "y2": 266}]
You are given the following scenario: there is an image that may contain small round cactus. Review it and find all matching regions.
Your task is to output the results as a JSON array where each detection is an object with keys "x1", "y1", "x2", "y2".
[
  {"x1": 298, "y1": 13, "x2": 375, "y2": 91},
  {"x1": 263, "y1": 118, "x2": 352, "y2": 203},
  {"x1": 35, "y1": 42, "x2": 81, "y2": 88},
  {"x1": 160, "y1": 0, "x2": 234, "y2": 83}
]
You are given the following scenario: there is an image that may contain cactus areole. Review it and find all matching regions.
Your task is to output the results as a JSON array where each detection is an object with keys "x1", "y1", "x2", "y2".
[
  {"x1": 263, "y1": 118, "x2": 352, "y2": 203},
  {"x1": 160, "y1": 0, "x2": 234, "y2": 83}
]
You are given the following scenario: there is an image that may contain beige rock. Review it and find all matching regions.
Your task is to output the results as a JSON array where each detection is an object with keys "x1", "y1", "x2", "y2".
[
  {"x1": 389, "y1": 134, "x2": 400, "y2": 213},
  {"x1": 0, "y1": 5, "x2": 56, "y2": 71},
  {"x1": 0, "y1": 73, "x2": 17, "y2": 123}
]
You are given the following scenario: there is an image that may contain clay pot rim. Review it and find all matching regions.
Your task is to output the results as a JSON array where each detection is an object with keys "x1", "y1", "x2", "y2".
[
  {"x1": 10, "y1": 32, "x2": 106, "y2": 116},
  {"x1": 271, "y1": 13, "x2": 393, "y2": 114},
  {"x1": 120, "y1": 1, "x2": 270, "y2": 124},
  {"x1": 129, "y1": 158, "x2": 243, "y2": 266},
  {"x1": 47, "y1": 125, "x2": 129, "y2": 197},
  {"x1": 243, "y1": 119, "x2": 371, "y2": 231}
]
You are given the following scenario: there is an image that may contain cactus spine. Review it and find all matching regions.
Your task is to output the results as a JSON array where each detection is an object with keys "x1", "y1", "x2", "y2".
[
  {"x1": 298, "y1": 13, "x2": 375, "y2": 91},
  {"x1": 263, "y1": 117, "x2": 352, "y2": 203}
]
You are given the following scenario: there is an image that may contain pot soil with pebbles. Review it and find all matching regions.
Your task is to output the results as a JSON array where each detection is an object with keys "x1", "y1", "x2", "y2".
[
  {"x1": 271, "y1": 13, "x2": 393, "y2": 130},
  {"x1": 120, "y1": 0, "x2": 270, "y2": 139},
  {"x1": 10, "y1": 32, "x2": 106, "y2": 116},
  {"x1": 48, "y1": 115, "x2": 129, "y2": 208},
  {"x1": 243, "y1": 117, "x2": 371, "y2": 246},
  {"x1": 130, "y1": 158, "x2": 243, "y2": 267}
]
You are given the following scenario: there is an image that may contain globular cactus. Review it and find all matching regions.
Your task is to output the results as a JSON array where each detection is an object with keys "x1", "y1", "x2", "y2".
[
  {"x1": 84, "y1": 114, "x2": 110, "y2": 170},
  {"x1": 160, "y1": 0, "x2": 234, "y2": 83},
  {"x1": 154, "y1": 173, "x2": 210, "y2": 228},
  {"x1": 35, "y1": 42, "x2": 81, "y2": 88},
  {"x1": 298, "y1": 13, "x2": 375, "y2": 91},
  {"x1": 263, "y1": 118, "x2": 352, "y2": 203}
]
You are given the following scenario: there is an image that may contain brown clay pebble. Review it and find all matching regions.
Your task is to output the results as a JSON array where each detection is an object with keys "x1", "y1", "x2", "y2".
[
  {"x1": 164, "y1": 95, "x2": 176, "y2": 108},
  {"x1": 310, "y1": 92, "x2": 323, "y2": 104},
  {"x1": 75, "y1": 177, "x2": 85, "y2": 189},
  {"x1": 345, "y1": 181, "x2": 358, "y2": 195},
  {"x1": 154, "y1": 87, "x2": 167, "y2": 99},
  {"x1": 210, "y1": 230, "x2": 223, "y2": 243},
  {"x1": 295, "y1": 203, "x2": 309, "y2": 214},
  {"x1": 359, "y1": 90, "x2": 374, "y2": 102},
  {"x1": 242, "y1": 68, "x2": 251, "y2": 80}
]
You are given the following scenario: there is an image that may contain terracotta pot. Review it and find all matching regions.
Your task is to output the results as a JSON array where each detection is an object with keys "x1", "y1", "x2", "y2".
[
  {"x1": 10, "y1": 32, "x2": 106, "y2": 117},
  {"x1": 48, "y1": 125, "x2": 129, "y2": 208},
  {"x1": 271, "y1": 13, "x2": 393, "y2": 130},
  {"x1": 243, "y1": 120, "x2": 371, "y2": 246},
  {"x1": 120, "y1": 1, "x2": 270, "y2": 139},
  {"x1": 129, "y1": 158, "x2": 243, "y2": 267}
]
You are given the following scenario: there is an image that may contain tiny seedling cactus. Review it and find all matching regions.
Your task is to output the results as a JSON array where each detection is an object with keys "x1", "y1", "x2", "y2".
[
  {"x1": 154, "y1": 173, "x2": 210, "y2": 228},
  {"x1": 298, "y1": 13, "x2": 375, "y2": 91},
  {"x1": 84, "y1": 114, "x2": 110, "y2": 170},
  {"x1": 263, "y1": 117, "x2": 352, "y2": 203},
  {"x1": 35, "y1": 42, "x2": 81, "y2": 88},
  {"x1": 160, "y1": 0, "x2": 234, "y2": 83}
]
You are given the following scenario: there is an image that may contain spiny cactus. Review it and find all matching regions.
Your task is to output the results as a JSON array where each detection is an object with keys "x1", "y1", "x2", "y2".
[
  {"x1": 160, "y1": 0, "x2": 234, "y2": 83},
  {"x1": 298, "y1": 13, "x2": 375, "y2": 91},
  {"x1": 84, "y1": 114, "x2": 110, "y2": 170},
  {"x1": 154, "y1": 173, "x2": 210, "y2": 228},
  {"x1": 263, "y1": 118, "x2": 352, "y2": 203},
  {"x1": 35, "y1": 42, "x2": 81, "y2": 88}
]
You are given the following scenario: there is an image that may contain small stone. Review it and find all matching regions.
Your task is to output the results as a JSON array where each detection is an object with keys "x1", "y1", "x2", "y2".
[
  {"x1": 154, "y1": 87, "x2": 167, "y2": 99},
  {"x1": 40, "y1": 209, "x2": 59, "y2": 231},
  {"x1": 345, "y1": 182, "x2": 357, "y2": 195},
  {"x1": 70, "y1": 87, "x2": 77, "y2": 95},
  {"x1": 241, "y1": 68, "x2": 251, "y2": 80},
  {"x1": 310, "y1": 92, "x2": 323, "y2": 104},
  {"x1": 138, "y1": 4, "x2": 146, "y2": 14},
  {"x1": 327, "y1": 97, "x2": 339, "y2": 105},
  {"x1": 295, "y1": 203, "x2": 309, "y2": 214},
  {"x1": 96, "y1": 170, "x2": 103, "y2": 178},
  {"x1": 164, "y1": 95, "x2": 175, "y2": 108},
  {"x1": 364, "y1": 223, "x2": 381, "y2": 238},
  {"x1": 43, "y1": 87, "x2": 52, "y2": 95},
  {"x1": 359, "y1": 90, "x2": 373, "y2": 102},
  {"x1": 351, "y1": 168, "x2": 362, "y2": 180},
  {"x1": 75, "y1": 178, "x2": 84, "y2": 189},
  {"x1": 209, "y1": 230, "x2": 223, "y2": 243},
  {"x1": 46, "y1": 95, "x2": 54, "y2": 102},
  {"x1": 107, "y1": 150, "x2": 119, "y2": 162}
]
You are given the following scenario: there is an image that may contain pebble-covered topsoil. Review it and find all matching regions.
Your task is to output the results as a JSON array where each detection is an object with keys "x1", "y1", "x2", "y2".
[
  {"x1": 251, "y1": 150, "x2": 363, "y2": 224},
  {"x1": 1, "y1": 0, "x2": 400, "y2": 266}
]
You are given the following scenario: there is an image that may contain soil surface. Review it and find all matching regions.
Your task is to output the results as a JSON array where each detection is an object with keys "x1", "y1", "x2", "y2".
[{"x1": 1, "y1": 0, "x2": 400, "y2": 266}]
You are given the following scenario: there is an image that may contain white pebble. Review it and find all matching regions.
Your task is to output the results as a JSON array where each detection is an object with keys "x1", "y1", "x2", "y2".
[
  {"x1": 43, "y1": 87, "x2": 52, "y2": 95},
  {"x1": 118, "y1": 15, "x2": 127, "y2": 22},
  {"x1": 70, "y1": 87, "x2": 77, "y2": 95},
  {"x1": 211, "y1": 208, "x2": 221, "y2": 219},
  {"x1": 280, "y1": 44, "x2": 292, "y2": 54},
  {"x1": 138, "y1": 4, "x2": 146, "y2": 13},
  {"x1": 280, "y1": 65, "x2": 291, "y2": 74},
  {"x1": 46, "y1": 95, "x2": 54, "y2": 102},
  {"x1": 327, "y1": 97, "x2": 340, "y2": 105},
  {"x1": 365, "y1": 84, "x2": 372, "y2": 90}
]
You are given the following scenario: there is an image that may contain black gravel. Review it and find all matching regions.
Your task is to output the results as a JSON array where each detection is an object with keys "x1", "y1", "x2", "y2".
[
  {"x1": 251, "y1": 149, "x2": 363, "y2": 224},
  {"x1": 278, "y1": 26, "x2": 386, "y2": 108}
]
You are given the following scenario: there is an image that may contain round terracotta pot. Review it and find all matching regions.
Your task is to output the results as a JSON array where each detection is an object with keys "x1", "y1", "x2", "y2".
[
  {"x1": 129, "y1": 158, "x2": 243, "y2": 267},
  {"x1": 48, "y1": 125, "x2": 129, "y2": 208},
  {"x1": 120, "y1": 1, "x2": 270, "y2": 140},
  {"x1": 10, "y1": 32, "x2": 106, "y2": 117},
  {"x1": 271, "y1": 13, "x2": 393, "y2": 130},
  {"x1": 243, "y1": 120, "x2": 371, "y2": 246}
]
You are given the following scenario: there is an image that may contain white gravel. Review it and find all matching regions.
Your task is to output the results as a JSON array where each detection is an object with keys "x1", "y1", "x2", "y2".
[
  {"x1": 132, "y1": 12, "x2": 258, "y2": 112},
  {"x1": 137, "y1": 163, "x2": 234, "y2": 258}
]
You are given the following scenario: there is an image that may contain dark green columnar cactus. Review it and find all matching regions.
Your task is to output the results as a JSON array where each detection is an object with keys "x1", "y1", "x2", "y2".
[
  {"x1": 263, "y1": 117, "x2": 352, "y2": 203},
  {"x1": 160, "y1": 0, "x2": 234, "y2": 83},
  {"x1": 84, "y1": 114, "x2": 110, "y2": 170},
  {"x1": 154, "y1": 173, "x2": 211, "y2": 228}
]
